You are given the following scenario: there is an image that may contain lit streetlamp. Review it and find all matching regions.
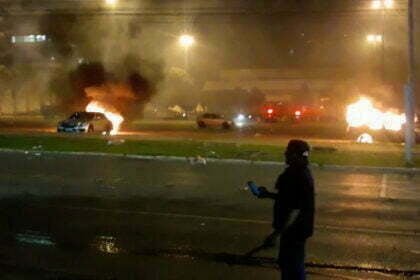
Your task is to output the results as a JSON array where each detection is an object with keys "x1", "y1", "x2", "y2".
[
  {"x1": 366, "y1": 34, "x2": 383, "y2": 44},
  {"x1": 179, "y1": 34, "x2": 195, "y2": 49},
  {"x1": 178, "y1": 34, "x2": 195, "y2": 77},
  {"x1": 105, "y1": 0, "x2": 117, "y2": 6},
  {"x1": 371, "y1": 0, "x2": 393, "y2": 9}
]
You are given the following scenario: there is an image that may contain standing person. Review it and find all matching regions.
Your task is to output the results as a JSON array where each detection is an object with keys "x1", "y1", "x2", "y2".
[{"x1": 258, "y1": 139, "x2": 315, "y2": 280}]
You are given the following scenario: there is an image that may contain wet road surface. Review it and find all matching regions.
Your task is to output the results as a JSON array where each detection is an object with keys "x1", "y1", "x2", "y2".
[{"x1": 0, "y1": 152, "x2": 419, "y2": 279}]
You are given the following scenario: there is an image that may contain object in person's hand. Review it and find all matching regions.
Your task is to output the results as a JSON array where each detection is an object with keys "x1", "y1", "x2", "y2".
[{"x1": 247, "y1": 181, "x2": 261, "y2": 196}]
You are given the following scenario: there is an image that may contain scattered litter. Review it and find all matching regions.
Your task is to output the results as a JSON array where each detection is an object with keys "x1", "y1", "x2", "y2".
[
  {"x1": 31, "y1": 145, "x2": 43, "y2": 150},
  {"x1": 107, "y1": 139, "x2": 126, "y2": 145},
  {"x1": 16, "y1": 230, "x2": 55, "y2": 246},
  {"x1": 95, "y1": 178, "x2": 105, "y2": 184},
  {"x1": 101, "y1": 185, "x2": 116, "y2": 193},
  {"x1": 188, "y1": 156, "x2": 207, "y2": 165},
  {"x1": 113, "y1": 177, "x2": 124, "y2": 183}
]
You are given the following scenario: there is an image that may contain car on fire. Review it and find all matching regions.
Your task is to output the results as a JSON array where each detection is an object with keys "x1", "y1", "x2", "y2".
[
  {"x1": 196, "y1": 113, "x2": 233, "y2": 129},
  {"x1": 57, "y1": 112, "x2": 113, "y2": 134}
]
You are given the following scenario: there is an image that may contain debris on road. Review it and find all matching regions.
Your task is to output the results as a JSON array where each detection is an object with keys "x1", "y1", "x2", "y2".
[
  {"x1": 31, "y1": 145, "x2": 43, "y2": 150},
  {"x1": 107, "y1": 139, "x2": 126, "y2": 145},
  {"x1": 188, "y1": 156, "x2": 207, "y2": 165}
]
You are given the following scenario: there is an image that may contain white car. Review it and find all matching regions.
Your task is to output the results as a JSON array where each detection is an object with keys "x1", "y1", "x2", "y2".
[
  {"x1": 57, "y1": 112, "x2": 113, "y2": 134},
  {"x1": 196, "y1": 113, "x2": 233, "y2": 129}
]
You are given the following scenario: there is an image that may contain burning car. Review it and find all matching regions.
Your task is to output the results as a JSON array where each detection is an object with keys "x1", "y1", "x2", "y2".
[
  {"x1": 57, "y1": 112, "x2": 113, "y2": 134},
  {"x1": 345, "y1": 97, "x2": 413, "y2": 143}
]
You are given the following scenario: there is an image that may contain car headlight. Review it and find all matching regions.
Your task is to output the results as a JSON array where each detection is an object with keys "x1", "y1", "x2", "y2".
[{"x1": 236, "y1": 114, "x2": 246, "y2": 121}]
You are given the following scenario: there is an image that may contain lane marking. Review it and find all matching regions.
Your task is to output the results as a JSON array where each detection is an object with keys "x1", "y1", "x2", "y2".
[
  {"x1": 379, "y1": 174, "x2": 388, "y2": 198},
  {"x1": 60, "y1": 205, "x2": 420, "y2": 237}
]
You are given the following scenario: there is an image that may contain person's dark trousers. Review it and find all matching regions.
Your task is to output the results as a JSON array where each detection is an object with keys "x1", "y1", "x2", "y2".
[{"x1": 278, "y1": 237, "x2": 306, "y2": 280}]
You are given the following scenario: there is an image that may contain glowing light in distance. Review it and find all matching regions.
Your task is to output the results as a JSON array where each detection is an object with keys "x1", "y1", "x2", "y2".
[
  {"x1": 371, "y1": 0, "x2": 393, "y2": 9},
  {"x1": 105, "y1": 0, "x2": 117, "y2": 5},
  {"x1": 236, "y1": 114, "x2": 245, "y2": 121},
  {"x1": 179, "y1": 35, "x2": 195, "y2": 48},
  {"x1": 357, "y1": 133, "x2": 374, "y2": 144},
  {"x1": 384, "y1": 0, "x2": 394, "y2": 8},
  {"x1": 371, "y1": 0, "x2": 382, "y2": 9},
  {"x1": 367, "y1": 34, "x2": 382, "y2": 43}
]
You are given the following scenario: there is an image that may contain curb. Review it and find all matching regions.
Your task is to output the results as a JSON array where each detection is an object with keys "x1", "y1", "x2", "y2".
[{"x1": 0, "y1": 148, "x2": 419, "y2": 175}]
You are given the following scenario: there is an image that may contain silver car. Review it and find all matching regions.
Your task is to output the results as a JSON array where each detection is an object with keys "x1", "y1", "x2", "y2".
[
  {"x1": 196, "y1": 113, "x2": 233, "y2": 129},
  {"x1": 57, "y1": 112, "x2": 112, "y2": 134}
]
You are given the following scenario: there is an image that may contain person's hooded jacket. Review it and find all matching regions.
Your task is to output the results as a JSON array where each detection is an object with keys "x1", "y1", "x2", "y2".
[{"x1": 273, "y1": 140, "x2": 315, "y2": 240}]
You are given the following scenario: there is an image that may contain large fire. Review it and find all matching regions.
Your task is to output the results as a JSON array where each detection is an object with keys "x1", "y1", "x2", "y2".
[
  {"x1": 86, "y1": 101, "x2": 124, "y2": 135},
  {"x1": 346, "y1": 98, "x2": 405, "y2": 131}
]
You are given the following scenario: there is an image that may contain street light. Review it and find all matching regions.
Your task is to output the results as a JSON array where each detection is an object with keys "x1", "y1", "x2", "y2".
[
  {"x1": 371, "y1": 0, "x2": 393, "y2": 9},
  {"x1": 105, "y1": 0, "x2": 117, "y2": 6},
  {"x1": 179, "y1": 34, "x2": 195, "y2": 49},
  {"x1": 366, "y1": 34, "x2": 383, "y2": 43}
]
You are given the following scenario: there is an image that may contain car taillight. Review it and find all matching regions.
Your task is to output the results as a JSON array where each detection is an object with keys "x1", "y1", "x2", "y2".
[{"x1": 267, "y1": 109, "x2": 274, "y2": 114}]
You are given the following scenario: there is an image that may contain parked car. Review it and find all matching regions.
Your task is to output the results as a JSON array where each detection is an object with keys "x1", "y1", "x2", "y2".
[
  {"x1": 57, "y1": 112, "x2": 112, "y2": 134},
  {"x1": 196, "y1": 113, "x2": 233, "y2": 129}
]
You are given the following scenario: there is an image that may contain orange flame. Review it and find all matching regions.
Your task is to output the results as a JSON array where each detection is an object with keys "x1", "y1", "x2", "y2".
[
  {"x1": 346, "y1": 98, "x2": 405, "y2": 131},
  {"x1": 86, "y1": 101, "x2": 124, "y2": 135}
]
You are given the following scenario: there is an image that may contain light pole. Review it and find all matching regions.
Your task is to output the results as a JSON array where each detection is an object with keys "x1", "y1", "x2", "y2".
[{"x1": 405, "y1": 0, "x2": 416, "y2": 164}]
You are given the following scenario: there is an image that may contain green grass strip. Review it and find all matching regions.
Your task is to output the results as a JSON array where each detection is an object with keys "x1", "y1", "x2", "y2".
[{"x1": 0, "y1": 134, "x2": 418, "y2": 168}]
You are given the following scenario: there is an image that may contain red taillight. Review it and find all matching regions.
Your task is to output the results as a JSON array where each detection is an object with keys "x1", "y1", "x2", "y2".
[
  {"x1": 295, "y1": 110, "x2": 301, "y2": 116},
  {"x1": 267, "y1": 109, "x2": 274, "y2": 114}
]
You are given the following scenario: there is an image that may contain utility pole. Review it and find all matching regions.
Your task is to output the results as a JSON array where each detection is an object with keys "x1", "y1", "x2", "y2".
[{"x1": 405, "y1": 0, "x2": 416, "y2": 165}]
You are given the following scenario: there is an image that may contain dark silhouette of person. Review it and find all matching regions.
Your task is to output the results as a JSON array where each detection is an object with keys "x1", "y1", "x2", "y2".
[{"x1": 258, "y1": 139, "x2": 315, "y2": 280}]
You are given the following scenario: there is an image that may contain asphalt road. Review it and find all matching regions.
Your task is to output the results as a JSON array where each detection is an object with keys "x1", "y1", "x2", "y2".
[{"x1": 0, "y1": 152, "x2": 419, "y2": 279}]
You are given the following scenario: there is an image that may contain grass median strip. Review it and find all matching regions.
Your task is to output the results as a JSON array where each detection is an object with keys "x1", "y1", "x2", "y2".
[{"x1": 0, "y1": 134, "x2": 418, "y2": 168}]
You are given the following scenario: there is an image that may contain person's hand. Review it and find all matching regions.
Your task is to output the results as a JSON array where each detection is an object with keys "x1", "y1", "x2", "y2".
[{"x1": 257, "y1": 186, "x2": 268, "y2": 198}]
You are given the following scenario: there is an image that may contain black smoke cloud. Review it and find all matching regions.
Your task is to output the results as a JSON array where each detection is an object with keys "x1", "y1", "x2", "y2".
[{"x1": 53, "y1": 60, "x2": 163, "y2": 120}]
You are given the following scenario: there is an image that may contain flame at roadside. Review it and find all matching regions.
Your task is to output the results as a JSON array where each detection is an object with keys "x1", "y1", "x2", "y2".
[
  {"x1": 346, "y1": 98, "x2": 405, "y2": 131},
  {"x1": 86, "y1": 101, "x2": 124, "y2": 135}
]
